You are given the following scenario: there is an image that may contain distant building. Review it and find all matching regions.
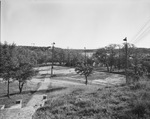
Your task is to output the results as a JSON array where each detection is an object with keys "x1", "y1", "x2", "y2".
[{"x1": 81, "y1": 49, "x2": 96, "y2": 58}]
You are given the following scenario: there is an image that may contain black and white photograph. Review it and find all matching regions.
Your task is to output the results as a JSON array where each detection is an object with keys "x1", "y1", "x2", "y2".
[{"x1": 0, "y1": 0, "x2": 150, "y2": 118}]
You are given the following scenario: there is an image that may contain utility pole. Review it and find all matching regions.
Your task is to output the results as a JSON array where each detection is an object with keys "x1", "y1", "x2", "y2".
[
  {"x1": 47, "y1": 46, "x2": 51, "y2": 74},
  {"x1": 118, "y1": 45, "x2": 121, "y2": 72},
  {"x1": 123, "y1": 37, "x2": 128, "y2": 84},
  {"x1": 67, "y1": 47, "x2": 70, "y2": 66},
  {"x1": 51, "y1": 42, "x2": 55, "y2": 77},
  {"x1": 84, "y1": 47, "x2": 87, "y2": 66}
]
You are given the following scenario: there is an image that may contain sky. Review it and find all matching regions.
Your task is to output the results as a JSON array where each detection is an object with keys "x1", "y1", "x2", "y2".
[{"x1": 1, "y1": 0, "x2": 150, "y2": 49}]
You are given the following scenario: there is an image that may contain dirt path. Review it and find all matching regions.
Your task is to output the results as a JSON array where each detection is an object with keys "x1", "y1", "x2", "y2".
[
  {"x1": 2, "y1": 67, "x2": 52, "y2": 119},
  {"x1": 2, "y1": 78, "x2": 51, "y2": 119},
  {"x1": 26, "y1": 78, "x2": 51, "y2": 108}
]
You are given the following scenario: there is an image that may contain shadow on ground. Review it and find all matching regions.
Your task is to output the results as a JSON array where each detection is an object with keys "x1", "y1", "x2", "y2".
[
  {"x1": 36, "y1": 74, "x2": 51, "y2": 79},
  {"x1": 94, "y1": 68, "x2": 125, "y2": 75},
  {"x1": 37, "y1": 68, "x2": 50, "y2": 71},
  {"x1": 0, "y1": 87, "x2": 67, "y2": 98}
]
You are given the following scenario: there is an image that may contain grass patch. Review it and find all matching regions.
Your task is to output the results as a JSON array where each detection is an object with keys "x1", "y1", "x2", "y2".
[
  {"x1": 33, "y1": 79, "x2": 150, "y2": 119},
  {"x1": 88, "y1": 71, "x2": 113, "y2": 80},
  {"x1": 53, "y1": 70, "x2": 115, "y2": 85},
  {"x1": 0, "y1": 81, "x2": 40, "y2": 108}
]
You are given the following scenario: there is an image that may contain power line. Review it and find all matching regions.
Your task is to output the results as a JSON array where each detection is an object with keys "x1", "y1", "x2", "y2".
[
  {"x1": 130, "y1": 17, "x2": 150, "y2": 43},
  {"x1": 133, "y1": 26, "x2": 150, "y2": 44},
  {"x1": 130, "y1": 17, "x2": 150, "y2": 44}
]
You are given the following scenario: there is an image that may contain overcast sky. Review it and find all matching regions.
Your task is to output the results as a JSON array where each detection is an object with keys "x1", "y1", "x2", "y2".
[{"x1": 1, "y1": 0, "x2": 150, "y2": 49}]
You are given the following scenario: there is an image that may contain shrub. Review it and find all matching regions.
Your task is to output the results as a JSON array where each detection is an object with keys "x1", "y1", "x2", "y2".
[{"x1": 32, "y1": 106, "x2": 54, "y2": 119}]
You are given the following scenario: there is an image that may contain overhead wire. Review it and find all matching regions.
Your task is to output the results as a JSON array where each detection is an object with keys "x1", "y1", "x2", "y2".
[
  {"x1": 130, "y1": 17, "x2": 150, "y2": 44},
  {"x1": 130, "y1": 18, "x2": 150, "y2": 42},
  {"x1": 133, "y1": 26, "x2": 150, "y2": 44}
]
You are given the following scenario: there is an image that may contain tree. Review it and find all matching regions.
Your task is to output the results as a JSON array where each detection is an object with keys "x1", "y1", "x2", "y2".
[
  {"x1": 14, "y1": 47, "x2": 38, "y2": 93},
  {"x1": 94, "y1": 48, "x2": 108, "y2": 70},
  {"x1": 142, "y1": 61, "x2": 150, "y2": 75},
  {"x1": 75, "y1": 63, "x2": 93, "y2": 85},
  {"x1": 0, "y1": 42, "x2": 17, "y2": 98},
  {"x1": 94, "y1": 44, "x2": 118, "y2": 72},
  {"x1": 121, "y1": 44, "x2": 148, "y2": 83},
  {"x1": 14, "y1": 63, "x2": 38, "y2": 93},
  {"x1": 105, "y1": 44, "x2": 117, "y2": 72},
  {"x1": 57, "y1": 49, "x2": 65, "y2": 65}
]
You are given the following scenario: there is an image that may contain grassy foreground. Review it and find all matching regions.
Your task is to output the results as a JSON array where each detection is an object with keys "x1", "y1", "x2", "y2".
[{"x1": 33, "y1": 80, "x2": 150, "y2": 119}]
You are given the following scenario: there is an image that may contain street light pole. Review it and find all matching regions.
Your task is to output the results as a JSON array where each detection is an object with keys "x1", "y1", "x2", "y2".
[
  {"x1": 51, "y1": 42, "x2": 55, "y2": 77},
  {"x1": 84, "y1": 47, "x2": 87, "y2": 66},
  {"x1": 67, "y1": 47, "x2": 70, "y2": 66},
  {"x1": 123, "y1": 37, "x2": 128, "y2": 84},
  {"x1": 118, "y1": 45, "x2": 121, "y2": 71}
]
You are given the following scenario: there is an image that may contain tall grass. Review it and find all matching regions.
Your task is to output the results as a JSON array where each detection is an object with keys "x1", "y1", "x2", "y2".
[{"x1": 33, "y1": 79, "x2": 150, "y2": 119}]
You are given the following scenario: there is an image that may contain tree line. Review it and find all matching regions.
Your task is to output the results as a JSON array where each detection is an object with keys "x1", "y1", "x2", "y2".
[
  {"x1": 0, "y1": 42, "x2": 38, "y2": 97},
  {"x1": 0, "y1": 42, "x2": 86, "y2": 98},
  {"x1": 75, "y1": 43, "x2": 150, "y2": 85},
  {"x1": 1, "y1": 42, "x2": 150, "y2": 97},
  {"x1": 93, "y1": 43, "x2": 150, "y2": 83},
  {"x1": 20, "y1": 45, "x2": 86, "y2": 67}
]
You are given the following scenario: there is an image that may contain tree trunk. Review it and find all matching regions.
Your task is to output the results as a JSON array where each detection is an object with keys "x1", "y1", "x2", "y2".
[
  {"x1": 19, "y1": 87, "x2": 22, "y2": 93},
  {"x1": 85, "y1": 76, "x2": 88, "y2": 85},
  {"x1": 59, "y1": 62, "x2": 62, "y2": 66},
  {"x1": 106, "y1": 64, "x2": 110, "y2": 72},
  {"x1": 19, "y1": 81, "x2": 21, "y2": 93},
  {"x1": 19, "y1": 81, "x2": 24, "y2": 93},
  {"x1": 109, "y1": 65, "x2": 113, "y2": 72},
  {"x1": 7, "y1": 79, "x2": 10, "y2": 98}
]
